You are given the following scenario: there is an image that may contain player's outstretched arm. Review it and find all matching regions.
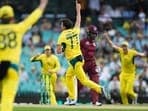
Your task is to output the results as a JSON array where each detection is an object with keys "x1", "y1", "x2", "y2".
[
  {"x1": 136, "y1": 52, "x2": 146, "y2": 57},
  {"x1": 30, "y1": 54, "x2": 41, "y2": 62},
  {"x1": 20, "y1": 0, "x2": 48, "y2": 31},
  {"x1": 74, "y1": 0, "x2": 81, "y2": 28},
  {"x1": 38, "y1": 0, "x2": 48, "y2": 11},
  {"x1": 103, "y1": 32, "x2": 119, "y2": 50}
]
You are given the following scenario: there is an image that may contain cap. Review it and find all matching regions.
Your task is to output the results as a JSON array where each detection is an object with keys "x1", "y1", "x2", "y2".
[
  {"x1": 87, "y1": 25, "x2": 98, "y2": 34},
  {"x1": 0, "y1": 5, "x2": 14, "y2": 18},
  {"x1": 44, "y1": 45, "x2": 51, "y2": 50},
  {"x1": 121, "y1": 41, "x2": 129, "y2": 47}
]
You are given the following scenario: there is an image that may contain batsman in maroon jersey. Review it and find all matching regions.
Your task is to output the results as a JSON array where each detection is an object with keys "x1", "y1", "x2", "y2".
[{"x1": 78, "y1": 25, "x2": 102, "y2": 105}]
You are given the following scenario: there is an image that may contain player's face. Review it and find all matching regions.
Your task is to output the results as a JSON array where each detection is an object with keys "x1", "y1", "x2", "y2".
[
  {"x1": 121, "y1": 45, "x2": 128, "y2": 54},
  {"x1": 45, "y1": 49, "x2": 51, "y2": 56},
  {"x1": 89, "y1": 33, "x2": 97, "y2": 40}
]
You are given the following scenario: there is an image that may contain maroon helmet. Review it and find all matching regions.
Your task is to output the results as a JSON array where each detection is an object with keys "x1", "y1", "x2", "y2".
[{"x1": 87, "y1": 25, "x2": 98, "y2": 40}]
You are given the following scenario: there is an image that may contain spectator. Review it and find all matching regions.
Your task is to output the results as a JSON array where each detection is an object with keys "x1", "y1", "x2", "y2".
[{"x1": 19, "y1": 64, "x2": 29, "y2": 83}]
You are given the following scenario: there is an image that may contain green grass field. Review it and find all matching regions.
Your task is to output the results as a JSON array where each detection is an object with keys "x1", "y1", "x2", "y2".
[{"x1": 12, "y1": 104, "x2": 148, "y2": 111}]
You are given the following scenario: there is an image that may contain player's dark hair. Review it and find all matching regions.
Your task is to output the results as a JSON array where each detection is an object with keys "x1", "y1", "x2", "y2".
[{"x1": 60, "y1": 18, "x2": 73, "y2": 29}]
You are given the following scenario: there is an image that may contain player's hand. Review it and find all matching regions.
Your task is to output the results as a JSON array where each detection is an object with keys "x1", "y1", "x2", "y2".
[
  {"x1": 76, "y1": 0, "x2": 81, "y2": 11},
  {"x1": 40, "y1": 0, "x2": 48, "y2": 4}
]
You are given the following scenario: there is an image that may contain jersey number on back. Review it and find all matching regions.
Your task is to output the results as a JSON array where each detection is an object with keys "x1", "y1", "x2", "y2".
[
  {"x1": 0, "y1": 31, "x2": 17, "y2": 50},
  {"x1": 66, "y1": 34, "x2": 78, "y2": 49}
]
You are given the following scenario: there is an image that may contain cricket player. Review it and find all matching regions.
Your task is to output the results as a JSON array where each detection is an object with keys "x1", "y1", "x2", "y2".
[
  {"x1": 103, "y1": 32, "x2": 146, "y2": 104},
  {"x1": 57, "y1": 0, "x2": 110, "y2": 105},
  {"x1": 0, "y1": 0, "x2": 48, "y2": 111},
  {"x1": 78, "y1": 25, "x2": 102, "y2": 106},
  {"x1": 30, "y1": 45, "x2": 60, "y2": 105}
]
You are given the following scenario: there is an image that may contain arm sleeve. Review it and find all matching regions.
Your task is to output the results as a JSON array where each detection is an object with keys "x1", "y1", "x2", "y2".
[
  {"x1": 73, "y1": 27, "x2": 80, "y2": 34},
  {"x1": 19, "y1": 8, "x2": 43, "y2": 31},
  {"x1": 30, "y1": 54, "x2": 42, "y2": 62},
  {"x1": 51, "y1": 56, "x2": 61, "y2": 72},
  {"x1": 132, "y1": 50, "x2": 138, "y2": 56}
]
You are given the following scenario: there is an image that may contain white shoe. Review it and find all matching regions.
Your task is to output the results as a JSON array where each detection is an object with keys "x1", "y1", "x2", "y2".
[
  {"x1": 64, "y1": 98, "x2": 77, "y2": 105},
  {"x1": 95, "y1": 102, "x2": 102, "y2": 106},
  {"x1": 64, "y1": 98, "x2": 69, "y2": 105},
  {"x1": 132, "y1": 94, "x2": 138, "y2": 104},
  {"x1": 101, "y1": 86, "x2": 111, "y2": 100}
]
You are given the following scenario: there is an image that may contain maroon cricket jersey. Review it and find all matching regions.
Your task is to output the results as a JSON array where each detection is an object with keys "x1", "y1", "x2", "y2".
[{"x1": 80, "y1": 38, "x2": 96, "y2": 61}]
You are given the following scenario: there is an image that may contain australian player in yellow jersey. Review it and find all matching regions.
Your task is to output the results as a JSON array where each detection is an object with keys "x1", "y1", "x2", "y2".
[
  {"x1": 103, "y1": 32, "x2": 146, "y2": 104},
  {"x1": 0, "y1": 0, "x2": 48, "y2": 111},
  {"x1": 30, "y1": 45, "x2": 60, "y2": 105},
  {"x1": 57, "y1": 0, "x2": 110, "y2": 105}
]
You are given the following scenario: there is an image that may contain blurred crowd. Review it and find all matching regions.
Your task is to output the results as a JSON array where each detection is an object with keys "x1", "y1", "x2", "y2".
[{"x1": 8, "y1": 0, "x2": 147, "y2": 104}]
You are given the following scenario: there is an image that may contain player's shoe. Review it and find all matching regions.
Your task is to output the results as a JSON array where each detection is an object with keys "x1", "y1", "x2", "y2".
[
  {"x1": 64, "y1": 98, "x2": 77, "y2": 105},
  {"x1": 101, "y1": 86, "x2": 111, "y2": 100},
  {"x1": 64, "y1": 98, "x2": 70, "y2": 105},
  {"x1": 95, "y1": 102, "x2": 102, "y2": 106},
  {"x1": 132, "y1": 94, "x2": 138, "y2": 104},
  {"x1": 91, "y1": 101, "x2": 102, "y2": 106}
]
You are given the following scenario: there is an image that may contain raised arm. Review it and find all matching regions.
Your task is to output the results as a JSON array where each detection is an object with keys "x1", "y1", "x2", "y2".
[
  {"x1": 103, "y1": 32, "x2": 119, "y2": 51},
  {"x1": 38, "y1": 0, "x2": 48, "y2": 11},
  {"x1": 20, "y1": 0, "x2": 48, "y2": 30},
  {"x1": 74, "y1": 0, "x2": 81, "y2": 28}
]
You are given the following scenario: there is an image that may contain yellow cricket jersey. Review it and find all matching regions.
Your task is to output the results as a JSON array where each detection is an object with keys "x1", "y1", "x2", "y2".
[
  {"x1": 0, "y1": 8, "x2": 43, "y2": 64},
  {"x1": 30, "y1": 54, "x2": 60, "y2": 74},
  {"x1": 117, "y1": 47, "x2": 138, "y2": 74},
  {"x1": 57, "y1": 27, "x2": 82, "y2": 60}
]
